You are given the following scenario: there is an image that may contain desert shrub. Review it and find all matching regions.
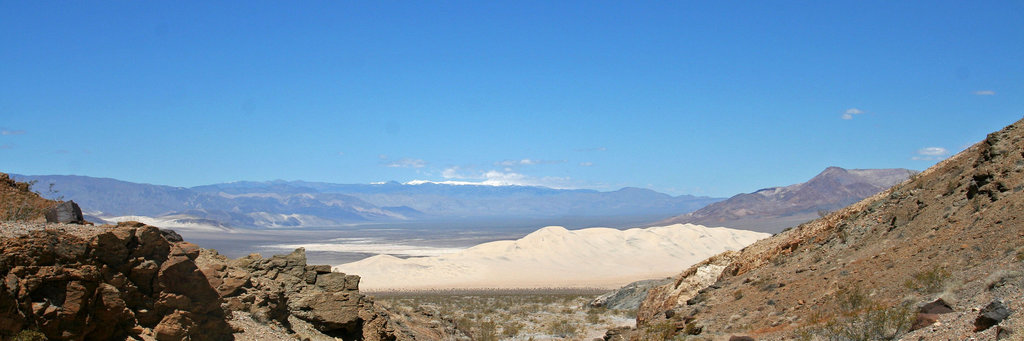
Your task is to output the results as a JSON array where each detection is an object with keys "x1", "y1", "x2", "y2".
[
  {"x1": 646, "y1": 320, "x2": 677, "y2": 340},
  {"x1": 800, "y1": 284, "x2": 913, "y2": 341},
  {"x1": 836, "y1": 285, "x2": 869, "y2": 313},
  {"x1": 817, "y1": 303, "x2": 913, "y2": 341},
  {"x1": 474, "y1": 320, "x2": 498, "y2": 341},
  {"x1": 586, "y1": 307, "x2": 604, "y2": 324},
  {"x1": 548, "y1": 318, "x2": 577, "y2": 338},
  {"x1": 12, "y1": 330, "x2": 46, "y2": 341},
  {"x1": 903, "y1": 267, "x2": 950, "y2": 294},
  {"x1": 502, "y1": 321, "x2": 523, "y2": 338}
]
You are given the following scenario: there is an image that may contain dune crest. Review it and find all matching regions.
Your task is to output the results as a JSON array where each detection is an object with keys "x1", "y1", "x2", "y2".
[{"x1": 334, "y1": 223, "x2": 769, "y2": 290}]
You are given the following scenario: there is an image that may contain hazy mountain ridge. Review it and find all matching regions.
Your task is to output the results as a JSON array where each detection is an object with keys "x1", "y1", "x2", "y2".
[
  {"x1": 658, "y1": 166, "x2": 912, "y2": 233},
  {"x1": 13, "y1": 175, "x2": 722, "y2": 228}
]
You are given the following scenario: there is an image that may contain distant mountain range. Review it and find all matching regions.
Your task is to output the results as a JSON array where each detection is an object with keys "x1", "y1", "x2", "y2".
[
  {"x1": 11, "y1": 174, "x2": 723, "y2": 228},
  {"x1": 657, "y1": 167, "x2": 913, "y2": 233}
]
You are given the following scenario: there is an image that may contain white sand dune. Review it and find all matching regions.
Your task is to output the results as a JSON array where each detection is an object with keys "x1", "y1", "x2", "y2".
[{"x1": 334, "y1": 224, "x2": 769, "y2": 290}]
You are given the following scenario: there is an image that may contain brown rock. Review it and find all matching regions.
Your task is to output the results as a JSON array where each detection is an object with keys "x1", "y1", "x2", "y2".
[
  {"x1": 154, "y1": 310, "x2": 195, "y2": 341},
  {"x1": 290, "y1": 291, "x2": 364, "y2": 335},
  {"x1": 316, "y1": 272, "x2": 360, "y2": 291}
]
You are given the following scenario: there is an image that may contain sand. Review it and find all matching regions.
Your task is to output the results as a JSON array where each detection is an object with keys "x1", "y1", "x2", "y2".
[{"x1": 334, "y1": 223, "x2": 769, "y2": 290}]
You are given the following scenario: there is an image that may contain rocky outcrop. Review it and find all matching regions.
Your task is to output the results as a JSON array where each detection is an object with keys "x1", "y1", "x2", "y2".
[
  {"x1": 591, "y1": 278, "x2": 672, "y2": 311},
  {"x1": 0, "y1": 220, "x2": 407, "y2": 340},
  {"x1": 0, "y1": 222, "x2": 232, "y2": 340},
  {"x1": 198, "y1": 247, "x2": 400, "y2": 340},
  {"x1": 44, "y1": 201, "x2": 85, "y2": 224},
  {"x1": 0, "y1": 172, "x2": 56, "y2": 222}
]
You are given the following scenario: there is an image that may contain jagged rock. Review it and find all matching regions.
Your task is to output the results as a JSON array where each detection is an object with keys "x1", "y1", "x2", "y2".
[
  {"x1": 44, "y1": 201, "x2": 84, "y2": 224},
  {"x1": 975, "y1": 299, "x2": 1012, "y2": 332},
  {"x1": 728, "y1": 336, "x2": 755, "y2": 341},
  {"x1": 603, "y1": 326, "x2": 633, "y2": 341},
  {"x1": 316, "y1": 272, "x2": 361, "y2": 292},
  {"x1": 591, "y1": 278, "x2": 672, "y2": 311},
  {"x1": 912, "y1": 298, "x2": 955, "y2": 330}
]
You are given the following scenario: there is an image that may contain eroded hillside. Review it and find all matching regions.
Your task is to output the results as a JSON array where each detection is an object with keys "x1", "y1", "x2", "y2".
[
  {"x1": 628, "y1": 118, "x2": 1024, "y2": 340},
  {"x1": 0, "y1": 173, "x2": 56, "y2": 221}
]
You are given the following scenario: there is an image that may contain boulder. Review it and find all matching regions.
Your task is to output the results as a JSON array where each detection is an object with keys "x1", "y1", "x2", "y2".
[
  {"x1": 975, "y1": 299, "x2": 1012, "y2": 331},
  {"x1": 289, "y1": 291, "x2": 364, "y2": 336},
  {"x1": 44, "y1": 201, "x2": 84, "y2": 224}
]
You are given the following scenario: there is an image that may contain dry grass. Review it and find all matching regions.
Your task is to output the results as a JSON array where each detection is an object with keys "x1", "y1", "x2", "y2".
[{"x1": 370, "y1": 288, "x2": 636, "y2": 340}]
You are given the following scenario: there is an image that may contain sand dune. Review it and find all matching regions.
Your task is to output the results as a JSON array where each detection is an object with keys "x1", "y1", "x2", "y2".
[{"x1": 334, "y1": 224, "x2": 769, "y2": 290}]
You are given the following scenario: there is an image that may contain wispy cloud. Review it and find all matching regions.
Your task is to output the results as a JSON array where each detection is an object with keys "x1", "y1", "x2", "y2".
[
  {"x1": 911, "y1": 146, "x2": 950, "y2": 160},
  {"x1": 0, "y1": 144, "x2": 12, "y2": 150},
  {"x1": 384, "y1": 158, "x2": 427, "y2": 168},
  {"x1": 1, "y1": 129, "x2": 25, "y2": 135},
  {"x1": 973, "y1": 90, "x2": 996, "y2": 96},
  {"x1": 54, "y1": 149, "x2": 70, "y2": 154},
  {"x1": 421, "y1": 167, "x2": 573, "y2": 188},
  {"x1": 574, "y1": 147, "x2": 607, "y2": 152},
  {"x1": 496, "y1": 159, "x2": 565, "y2": 166},
  {"x1": 579, "y1": 162, "x2": 594, "y2": 167},
  {"x1": 841, "y1": 108, "x2": 865, "y2": 120}
]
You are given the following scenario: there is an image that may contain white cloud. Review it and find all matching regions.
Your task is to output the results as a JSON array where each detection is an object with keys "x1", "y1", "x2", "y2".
[
  {"x1": 917, "y1": 147, "x2": 948, "y2": 156},
  {"x1": 574, "y1": 147, "x2": 607, "y2": 152},
  {"x1": 841, "y1": 108, "x2": 864, "y2": 120},
  {"x1": 911, "y1": 146, "x2": 950, "y2": 161},
  {"x1": 441, "y1": 166, "x2": 470, "y2": 179},
  {"x1": 1, "y1": 129, "x2": 25, "y2": 135},
  {"x1": 579, "y1": 162, "x2": 594, "y2": 167},
  {"x1": 496, "y1": 159, "x2": 565, "y2": 166},
  {"x1": 385, "y1": 158, "x2": 426, "y2": 168},
  {"x1": 409, "y1": 169, "x2": 573, "y2": 188},
  {"x1": 973, "y1": 90, "x2": 996, "y2": 96},
  {"x1": 0, "y1": 144, "x2": 12, "y2": 150}
]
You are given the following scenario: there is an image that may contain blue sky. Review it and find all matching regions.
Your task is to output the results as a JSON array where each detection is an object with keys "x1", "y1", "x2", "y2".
[{"x1": 1, "y1": 1, "x2": 1021, "y2": 197}]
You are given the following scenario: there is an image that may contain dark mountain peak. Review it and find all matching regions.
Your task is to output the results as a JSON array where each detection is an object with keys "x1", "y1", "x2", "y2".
[{"x1": 657, "y1": 166, "x2": 913, "y2": 233}]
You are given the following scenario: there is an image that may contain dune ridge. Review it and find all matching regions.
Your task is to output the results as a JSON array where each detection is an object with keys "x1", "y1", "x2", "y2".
[{"x1": 334, "y1": 223, "x2": 769, "y2": 290}]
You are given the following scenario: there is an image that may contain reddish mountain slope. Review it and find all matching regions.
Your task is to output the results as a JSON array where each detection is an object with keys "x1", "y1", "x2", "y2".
[{"x1": 627, "y1": 118, "x2": 1024, "y2": 340}]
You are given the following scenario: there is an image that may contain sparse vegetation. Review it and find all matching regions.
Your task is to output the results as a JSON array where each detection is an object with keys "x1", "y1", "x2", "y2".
[
  {"x1": 372, "y1": 288, "x2": 635, "y2": 340},
  {"x1": 12, "y1": 330, "x2": 47, "y2": 341},
  {"x1": 903, "y1": 267, "x2": 950, "y2": 294},
  {"x1": 2, "y1": 179, "x2": 48, "y2": 221},
  {"x1": 799, "y1": 284, "x2": 914, "y2": 341}
]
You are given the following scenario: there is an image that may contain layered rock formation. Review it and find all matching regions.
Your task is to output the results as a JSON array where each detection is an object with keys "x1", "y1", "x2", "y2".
[{"x1": 625, "y1": 119, "x2": 1024, "y2": 339}]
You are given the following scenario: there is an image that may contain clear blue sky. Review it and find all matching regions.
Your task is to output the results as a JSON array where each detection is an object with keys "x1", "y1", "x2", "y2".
[{"x1": 1, "y1": 1, "x2": 1021, "y2": 197}]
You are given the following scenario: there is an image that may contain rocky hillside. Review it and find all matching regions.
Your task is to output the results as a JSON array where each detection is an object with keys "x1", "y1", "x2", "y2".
[
  {"x1": 0, "y1": 173, "x2": 56, "y2": 222},
  {"x1": 658, "y1": 167, "x2": 911, "y2": 233},
  {"x1": 624, "y1": 118, "x2": 1024, "y2": 340}
]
